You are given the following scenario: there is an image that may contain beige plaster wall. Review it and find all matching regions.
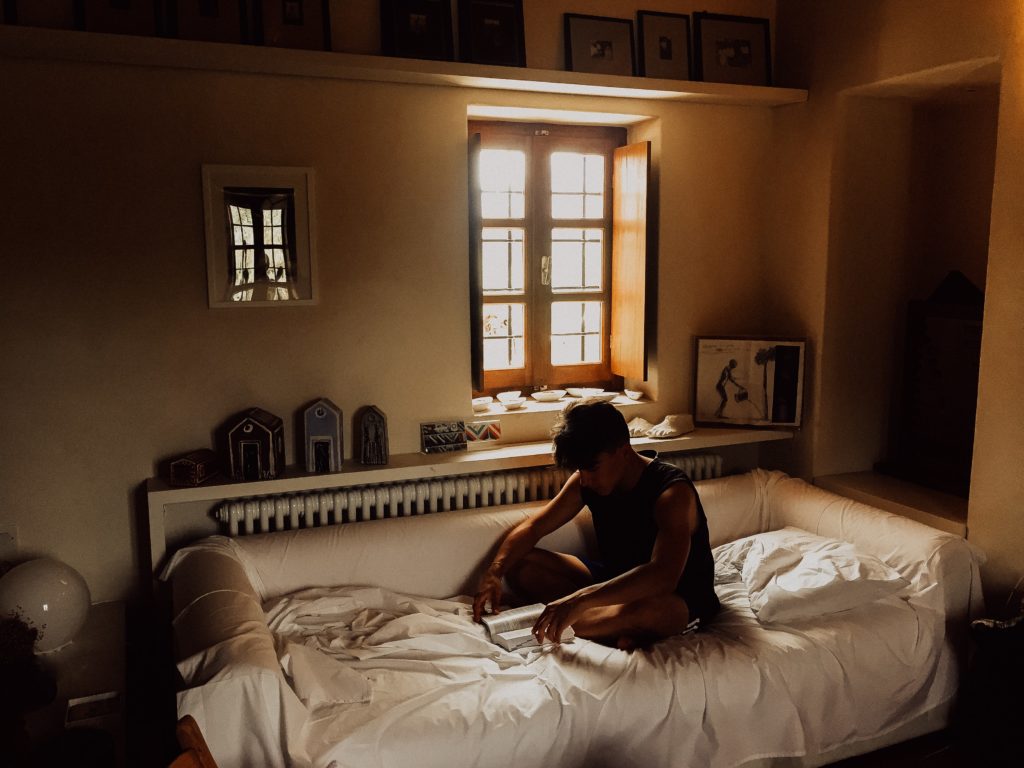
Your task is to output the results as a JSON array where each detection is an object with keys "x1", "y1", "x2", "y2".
[
  {"x1": 0, "y1": 21, "x2": 773, "y2": 601},
  {"x1": 767, "y1": 0, "x2": 1024, "y2": 603}
]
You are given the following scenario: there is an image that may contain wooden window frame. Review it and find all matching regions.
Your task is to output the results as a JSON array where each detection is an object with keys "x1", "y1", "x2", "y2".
[{"x1": 470, "y1": 121, "x2": 626, "y2": 395}]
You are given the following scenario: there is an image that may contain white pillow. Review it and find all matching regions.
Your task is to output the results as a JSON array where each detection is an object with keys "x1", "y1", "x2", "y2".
[{"x1": 722, "y1": 527, "x2": 909, "y2": 624}]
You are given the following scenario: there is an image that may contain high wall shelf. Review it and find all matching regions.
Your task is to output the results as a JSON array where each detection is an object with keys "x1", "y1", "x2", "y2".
[{"x1": 1, "y1": 25, "x2": 808, "y2": 107}]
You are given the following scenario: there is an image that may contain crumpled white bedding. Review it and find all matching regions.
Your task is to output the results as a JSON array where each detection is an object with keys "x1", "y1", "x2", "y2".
[{"x1": 266, "y1": 568, "x2": 950, "y2": 768}]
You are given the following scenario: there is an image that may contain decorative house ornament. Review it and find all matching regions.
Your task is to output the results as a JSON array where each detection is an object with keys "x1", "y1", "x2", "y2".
[
  {"x1": 168, "y1": 449, "x2": 221, "y2": 487},
  {"x1": 420, "y1": 421, "x2": 467, "y2": 454},
  {"x1": 356, "y1": 405, "x2": 389, "y2": 465},
  {"x1": 227, "y1": 408, "x2": 286, "y2": 481},
  {"x1": 465, "y1": 419, "x2": 501, "y2": 451},
  {"x1": 303, "y1": 398, "x2": 342, "y2": 473}
]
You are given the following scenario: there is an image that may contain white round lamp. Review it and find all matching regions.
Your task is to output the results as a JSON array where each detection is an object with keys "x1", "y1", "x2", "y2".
[{"x1": 0, "y1": 557, "x2": 91, "y2": 652}]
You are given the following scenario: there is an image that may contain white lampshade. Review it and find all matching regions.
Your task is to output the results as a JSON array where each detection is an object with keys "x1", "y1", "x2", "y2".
[{"x1": 0, "y1": 557, "x2": 91, "y2": 652}]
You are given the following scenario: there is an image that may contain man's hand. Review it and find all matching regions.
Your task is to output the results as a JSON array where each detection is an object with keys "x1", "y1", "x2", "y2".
[
  {"x1": 472, "y1": 567, "x2": 504, "y2": 623},
  {"x1": 532, "y1": 591, "x2": 589, "y2": 644}
]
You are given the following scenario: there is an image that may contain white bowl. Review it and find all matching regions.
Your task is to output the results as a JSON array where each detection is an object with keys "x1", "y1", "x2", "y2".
[
  {"x1": 566, "y1": 387, "x2": 602, "y2": 398},
  {"x1": 471, "y1": 396, "x2": 493, "y2": 413},
  {"x1": 624, "y1": 389, "x2": 643, "y2": 401},
  {"x1": 531, "y1": 389, "x2": 566, "y2": 402},
  {"x1": 589, "y1": 391, "x2": 618, "y2": 402},
  {"x1": 500, "y1": 397, "x2": 526, "y2": 410},
  {"x1": 496, "y1": 390, "x2": 522, "y2": 403}
]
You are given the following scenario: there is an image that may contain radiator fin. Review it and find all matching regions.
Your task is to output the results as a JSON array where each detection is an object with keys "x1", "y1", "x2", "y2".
[{"x1": 216, "y1": 452, "x2": 722, "y2": 536}]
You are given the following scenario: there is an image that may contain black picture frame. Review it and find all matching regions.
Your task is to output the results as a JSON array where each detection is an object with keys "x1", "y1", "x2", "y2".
[
  {"x1": 252, "y1": 0, "x2": 331, "y2": 50},
  {"x1": 693, "y1": 12, "x2": 771, "y2": 86},
  {"x1": 563, "y1": 13, "x2": 635, "y2": 77},
  {"x1": 637, "y1": 10, "x2": 690, "y2": 80},
  {"x1": 693, "y1": 336, "x2": 805, "y2": 428},
  {"x1": 380, "y1": 0, "x2": 453, "y2": 62},
  {"x1": 458, "y1": 0, "x2": 525, "y2": 68},
  {"x1": 165, "y1": 0, "x2": 249, "y2": 44},
  {"x1": 1, "y1": 1, "x2": 83, "y2": 29}
]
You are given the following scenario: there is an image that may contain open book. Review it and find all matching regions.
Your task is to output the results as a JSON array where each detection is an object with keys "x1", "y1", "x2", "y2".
[{"x1": 481, "y1": 603, "x2": 575, "y2": 651}]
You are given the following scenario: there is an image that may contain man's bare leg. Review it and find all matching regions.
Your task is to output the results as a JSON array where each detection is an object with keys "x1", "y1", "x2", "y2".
[
  {"x1": 572, "y1": 594, "x2": 692, "y2": 650},
  {"x1": 505, "y1": 548, "x2": 593, "y2": 605}
]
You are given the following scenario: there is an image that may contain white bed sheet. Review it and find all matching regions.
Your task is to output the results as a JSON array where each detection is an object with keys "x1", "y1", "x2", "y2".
[{"x1": 265, "y1": 579, "x2": 952, "y2": 768}]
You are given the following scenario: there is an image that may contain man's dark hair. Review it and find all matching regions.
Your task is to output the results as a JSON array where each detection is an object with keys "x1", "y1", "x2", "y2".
[{"x1": 551, "y1": 399, "x2": 629, "y2": 470}]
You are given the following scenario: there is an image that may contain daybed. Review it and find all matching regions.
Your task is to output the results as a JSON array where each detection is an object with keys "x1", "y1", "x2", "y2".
[{"x1": 163, "y1": 469, "x2": 982, "y2": 768}]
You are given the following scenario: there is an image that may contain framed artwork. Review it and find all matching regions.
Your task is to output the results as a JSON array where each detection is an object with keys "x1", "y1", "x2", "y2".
[
  {"x1": 166, "y1": 0, "x2": 248, "y2": 44},
  {"x1": 563, "y1": 13, "x2": 635, "y2": 77},
  {"x1": 1, "y1": 1, "x2": 82, "y2": 29},
  {"x1": 253, "y1": 0, "x2": 330, "y2": 50},
  {"x1": 637, "y1": 11, "x2": 690, "y2": 80},
  {"x1": 380, "y1": 0, "x2": 454, "y2": 61},
  {"x1": 458, "y1": 0, "x2": 525, "y2": 68},
  {"x1": 202, "y1": 165, "x2": 318, "y2": 308},
  {"x1": 82, "y1": 0, "x2": 160, "y2": 36},
  {"x1": 693, "y1": 12, "x2": 771, "y2": 86},
  {"x1": 694, "y1": 337, "x2": 805, "y2": 427}
]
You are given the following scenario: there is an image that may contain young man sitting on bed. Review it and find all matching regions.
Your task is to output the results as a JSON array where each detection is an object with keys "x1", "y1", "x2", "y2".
[{"x1": 472, "y1": 399, "x2": 720, "y2": 651}]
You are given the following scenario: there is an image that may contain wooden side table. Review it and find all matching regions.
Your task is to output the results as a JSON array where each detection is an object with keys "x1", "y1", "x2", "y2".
[{"x1": 24, "y1": 601, "x2": 126, "y2": 766}]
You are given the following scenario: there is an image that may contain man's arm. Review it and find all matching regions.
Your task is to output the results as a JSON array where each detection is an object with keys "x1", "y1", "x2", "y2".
[
  {"x1": 472, "y1": 473, "x2": 585, "y2": 622},
  {"x1": 532, "y1": 482, "x2": 697, "y2": 642}
]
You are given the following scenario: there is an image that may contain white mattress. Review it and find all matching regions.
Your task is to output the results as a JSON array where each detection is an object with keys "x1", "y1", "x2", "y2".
[{"x1": 264, "y1": 577, "x2": 951, "y2": 768}]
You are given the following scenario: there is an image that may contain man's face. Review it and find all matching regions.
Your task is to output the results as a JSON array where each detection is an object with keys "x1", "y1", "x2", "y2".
[{"x1": 577, "y1": 446, "x2": 626, "y2": 496}]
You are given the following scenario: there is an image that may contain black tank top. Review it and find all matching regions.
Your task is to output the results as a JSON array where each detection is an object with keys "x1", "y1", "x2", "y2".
[{"x1": 581, "y1": 459, "x2": 720, "y2": 619}]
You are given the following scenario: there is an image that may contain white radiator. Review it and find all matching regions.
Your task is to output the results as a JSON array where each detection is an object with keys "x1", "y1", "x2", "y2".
[{"x1": 215, "y1": 452, "x2": 723, "y2": 536}]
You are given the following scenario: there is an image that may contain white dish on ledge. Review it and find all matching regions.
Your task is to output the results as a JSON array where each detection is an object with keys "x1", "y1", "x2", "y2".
[{"x1": 531, "y1": 390, "x2": 566, "y2": 402}]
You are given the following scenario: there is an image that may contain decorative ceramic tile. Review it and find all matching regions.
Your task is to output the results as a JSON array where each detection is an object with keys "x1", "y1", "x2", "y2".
[
  {"x1": 420, "y1": 421, "x2": 468, "y2": 454},
  {"x1": 465, "y1": 419, "x2": 501, "y2": 446}
]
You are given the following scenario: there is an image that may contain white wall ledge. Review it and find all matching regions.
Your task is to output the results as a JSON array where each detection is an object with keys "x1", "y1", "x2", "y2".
[
  {"x1": 147, "y1": 426, "x2": 793, "y2": 506},
  {"x1": 1, "y1": 25, "x2": 808, "y2": 107}
]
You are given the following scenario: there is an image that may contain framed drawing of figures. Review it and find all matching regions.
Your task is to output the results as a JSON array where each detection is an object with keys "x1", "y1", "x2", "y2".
[{"x1": 694, "y1": 337, "x2": 805, "y2": 427}]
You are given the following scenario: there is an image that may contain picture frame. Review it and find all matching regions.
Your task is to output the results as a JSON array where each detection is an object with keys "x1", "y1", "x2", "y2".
[
  {"x1": 637, "y1": 11, "x2": 690, "y2": 80},
  {"x1": 202, "y1": 165, "x2": 318, "y2": 308},
  {"x1": 692, "y1": 12, "x2": 771, "y2": 87},
  {"x1": 1, "y1": 1, "x2": 82, "y2": 29},
  {"x1": 82, "y1": 0, "x2": 161, "y2": 36},
  {"x1": 253, "y1": 0, "x2": 330, "y2": 50},
  {"x1": 458, "y1": 0, "x2": 525, "y2": 68},
  {"x1": 563, "y1": 13, "x2": 635, "y2": 77},
  {"x1": 694, "y1": 337, "x2": 805, "y2": 427},
  {"x1": 380, "y1": 0, "x2": 454, "y2": 62},
  {"x1": 165, "y1": 0, "x2": 248, "y2": 44}
]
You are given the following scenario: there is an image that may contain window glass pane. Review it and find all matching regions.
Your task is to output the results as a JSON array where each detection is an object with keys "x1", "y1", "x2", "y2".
[
  {"x1": 509, "y1": 192, "x2": 525, "y2": 219},
  {"x1": 480, "y1": 149, "x2": 526, "y2": 192},
  {"x1": 229, "y1": 205, "x2": 241, "y2": 225},
  {"x1": 483, "y1": 303, "x2": 525, "y2": 370},
  {"x1": 481, "y1": 192, "x2": 509, "y2": 219},
  {"x1": 551, "y1": 229, "x2": 602, "y2": 292},
  {"x1": 552, "y1": 193, "x2": 584, "y2": 219},
  {"x1": 238, "y1": 207, "x2": 253, "y2": 226},
  {"x1": 584, "y1": 155, "x2": 605, "y2": 193},
  {"x1": 550, "y1": 152, "x2": 584, "y2": 193},
  {"x1": 481, "y1": 228, "x2": 525, "y2": 294},
  {"x1": 551, "y1": 301, "x2": 602, "y2": 366},
  {"x1": 584, "y1": 194, "x2": 603, "y2": 219}
]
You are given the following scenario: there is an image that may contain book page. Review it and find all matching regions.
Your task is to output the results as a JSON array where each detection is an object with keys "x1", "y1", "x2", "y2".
[{"x1": 481, "y1": 603, "x2": 545, "y2": 637}]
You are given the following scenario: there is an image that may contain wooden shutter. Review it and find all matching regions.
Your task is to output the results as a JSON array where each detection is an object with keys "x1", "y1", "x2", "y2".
[
  {"x1": 610, "y1": 141, "x2": 654, "y2": 380},
  {"x1": 468, "y1": 132, "x2": 484, "y2": 391}
]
